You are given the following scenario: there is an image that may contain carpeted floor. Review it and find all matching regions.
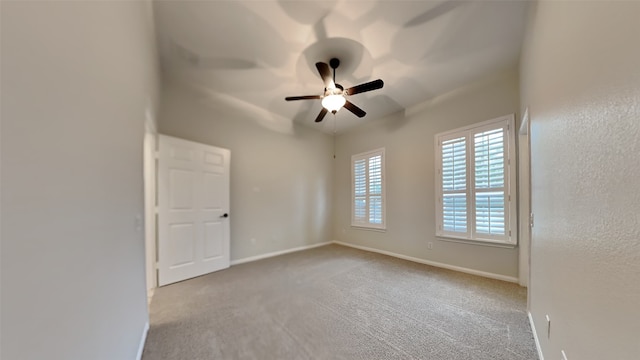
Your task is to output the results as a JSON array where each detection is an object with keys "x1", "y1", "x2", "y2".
[{"x1": 142, "y1": 244, "x2": 538, "y2": 360}]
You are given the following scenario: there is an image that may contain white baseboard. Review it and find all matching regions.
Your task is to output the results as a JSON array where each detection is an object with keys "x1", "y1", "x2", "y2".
[
  {"x1": 333, "y1": 241, "x2": 519, "y2": 283},
  {"x1": 528, "y1": 312, "x2": 545, "y2": 360},
  {"x1": 230, "y1": 241, "x2": 332, "y2": 266},
  {"x1": 136, "y1": 321, "x2": 149, "y2": 360}
]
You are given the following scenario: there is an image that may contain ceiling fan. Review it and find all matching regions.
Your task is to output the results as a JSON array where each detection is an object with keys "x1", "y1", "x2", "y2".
[{"x1": 285, "y1": 58, "x2": 384, "y2": 123}]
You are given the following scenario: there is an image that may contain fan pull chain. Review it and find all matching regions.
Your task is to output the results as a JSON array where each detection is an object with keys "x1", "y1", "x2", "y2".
[{"x1": 333, "y1": 114, "x2": 337, "y2": 159}]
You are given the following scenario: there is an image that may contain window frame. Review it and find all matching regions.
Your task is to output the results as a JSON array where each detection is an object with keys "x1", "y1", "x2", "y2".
[
  {"x1": 351, "y1": 148, "x2": 386, "y2": 230},
  {"x1": 434, "y1": 114, "x2": 517, "y2": 246}
]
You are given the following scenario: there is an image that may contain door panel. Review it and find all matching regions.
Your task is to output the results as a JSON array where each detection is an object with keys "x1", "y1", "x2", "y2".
[
  {"x1": 203, "y1": 221, "x2": 224, "y2": 259},
  {"x1": 158, "y1": 135, "x2": 230, "y2": 286},
  {"x1": 169, "y1": 170, "x2": 194, "y2": 209},
  {"x1": 169, "y1": 223, "x2": 195, "y2": 267}
]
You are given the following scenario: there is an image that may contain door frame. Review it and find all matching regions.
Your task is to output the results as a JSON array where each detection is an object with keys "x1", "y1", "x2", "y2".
[
  {"x1": 143, "y1": 116, "x2": 157, "y2": 299},
  {"x1": 518, "y1": 108, "x2": 531, "y2": 289}
]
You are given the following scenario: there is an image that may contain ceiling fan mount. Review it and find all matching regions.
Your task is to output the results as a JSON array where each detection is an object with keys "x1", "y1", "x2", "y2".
[
  {"x1": 329, "y1": 58, "x2": 340, "y2": 70},
  {"x1": 285, "y1": 57, "x2": 384, "y2": 123}
]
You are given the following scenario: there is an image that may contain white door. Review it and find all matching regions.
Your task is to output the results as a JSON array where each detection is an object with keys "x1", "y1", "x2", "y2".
[{"x1": 158, "y1": 135, "x2": 230, "y2": 286}]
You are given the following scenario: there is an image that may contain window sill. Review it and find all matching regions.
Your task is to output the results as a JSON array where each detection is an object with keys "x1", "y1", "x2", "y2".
[
  {"x1": 351, "y1": 225, "x2": 387, "y2": 233},
  {"x1": 436, "y1": 235, "x2": 517, "y2": 248}
]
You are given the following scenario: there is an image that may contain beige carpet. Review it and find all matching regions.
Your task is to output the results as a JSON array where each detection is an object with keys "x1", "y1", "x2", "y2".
[{"x1": 142, "y1": 244, "x2": 538, "y2": 360}]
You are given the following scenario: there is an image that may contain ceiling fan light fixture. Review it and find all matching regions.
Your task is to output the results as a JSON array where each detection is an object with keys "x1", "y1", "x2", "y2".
[
  {"x1": 322, "y1": 94, "x2": 346, "y2": 113},
  {"x1": 284, "y1": 58, "x2": 383, "y2": 122}
]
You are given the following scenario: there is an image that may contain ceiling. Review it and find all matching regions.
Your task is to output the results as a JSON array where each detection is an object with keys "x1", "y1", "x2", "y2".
[{"x1": 153, "y1": 0, "x2": 529, "y2": 134}]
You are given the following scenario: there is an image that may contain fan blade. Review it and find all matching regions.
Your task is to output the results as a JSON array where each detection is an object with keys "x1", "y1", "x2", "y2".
[
  {"x1": 315, "y1": 62, "x2": 335, "y2": 88},
  {"x1": 314, "y1": 108, "x2": 328, "y2": 123},
  {"x1": 346, "y1": 79, "x2": 384, "y2": 96},
  {"x1": 285, "y1": 95, "x2": 322, "y2": 101},
  {"x1": 343, "y1": 100, "x2": 366, "y2": 118}
]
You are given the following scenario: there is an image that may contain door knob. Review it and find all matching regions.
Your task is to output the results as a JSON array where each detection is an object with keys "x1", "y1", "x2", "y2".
[{"x1": 220, "y1": 213, "x2": 229, "y2": 218}]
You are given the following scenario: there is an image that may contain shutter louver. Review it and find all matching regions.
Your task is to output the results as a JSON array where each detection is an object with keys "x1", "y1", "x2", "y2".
[
  {"x1": 441, "y1": 137, "x2": 467, "y2": 233},
  {"x1": 369, "y1": 196, "x2": 382, "y2": 224},
  {"x1": 475, "y1": 192, "x2": 505, "y2": 235},
  {"x1": 474, "y1": 129, "x2": 504, "y2": 189},
  {"x1": 442, "y1": 137, "x2": 467, "y2": 191},
  {"x1": 354, "y1": 159, "x2": 367, "y2": 223},
  {"x1": 474, "y1": 128, "x2": 506, "y2": 235},
  {"x1": 443, "y1": 194, "x2": 467, "y2": 232},
  {"x1": 368, "y1": 155, "x2": 382, "y2": 224}
]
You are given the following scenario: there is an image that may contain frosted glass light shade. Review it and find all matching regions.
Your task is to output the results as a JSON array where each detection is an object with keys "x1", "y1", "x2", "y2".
[{"x1": 322, "y1": 94, "x2": 346, "y2": 113}]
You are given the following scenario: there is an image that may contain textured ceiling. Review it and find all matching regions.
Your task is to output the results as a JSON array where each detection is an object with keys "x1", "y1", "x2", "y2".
[{"x1": 154, "y1": 0, "x2": 529, "y2": 134}]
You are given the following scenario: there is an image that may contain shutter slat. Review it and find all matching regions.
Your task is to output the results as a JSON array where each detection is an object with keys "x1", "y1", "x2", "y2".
[
  {"x1": 443, "y1": 194, "x2": 467, "y2": 233},
  {"x1": 475, "y1": 128, "x2": 505, "y2": 189},
  {"x1": 442, "y1": 137, "x2": 466, "y2": 192},
  {"x1": 354, "y1": 197, "x2": 366, "y2": 222},
  {"x1": 369, "y1": 155, "x2": 382, "y2": 196},
  {"x1": 475, "y1": 191, "x2": 505, "y2": 235}
]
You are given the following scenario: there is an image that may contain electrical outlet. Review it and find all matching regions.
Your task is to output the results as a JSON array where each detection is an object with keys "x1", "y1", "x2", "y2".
[{"x1": 427, "y1": 242, "x2": 433, "y2": 250}]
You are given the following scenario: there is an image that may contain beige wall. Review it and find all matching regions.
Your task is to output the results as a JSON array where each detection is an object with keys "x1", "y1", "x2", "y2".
[
  {"x1": 520, "y1": 2, "x2": 640, "y2": 359},
  {"x1": 333, "y1": 68, "x2": 521, "y2": 279},
  {"x1": 1, "y1": 1, "x2": 159, "y2": 359},
  {"x1": 158, "y1": 81, "x2": 334, "y2": 261}
]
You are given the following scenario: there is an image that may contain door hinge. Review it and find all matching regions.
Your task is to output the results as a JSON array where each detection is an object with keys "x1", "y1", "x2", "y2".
[{"x1": 530, "y1": 213, "x2": 534, "y2": 228}]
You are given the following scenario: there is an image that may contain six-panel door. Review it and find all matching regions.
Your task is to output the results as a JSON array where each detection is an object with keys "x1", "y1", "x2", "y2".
[{"x1": 158, "y1": 135, "x2": 230, "y2": 286}]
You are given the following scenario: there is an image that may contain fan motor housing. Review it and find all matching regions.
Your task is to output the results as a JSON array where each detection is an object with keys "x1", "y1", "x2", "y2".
[{"x1": 325, "y1": 83, "x2": 344, "y2": 94}]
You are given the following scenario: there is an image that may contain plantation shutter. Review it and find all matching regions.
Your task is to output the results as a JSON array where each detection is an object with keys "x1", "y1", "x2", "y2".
[
  {"x1": 474, "y1": 128, "x2": 506, "y2": 235},
  {"x1": 352, "y1": 149, "x2": 385, "y2": 229},
  {"x1": 353, "y1": 159, "x2": 367, "y2": 223},
  {"x1": 441, "y1": 137, "x2": 467, "y2": 233},
  {"x1": 368, "y1": 155, "x2": 383, "y2": 224},
  {"x1": 435, "y1": 114, "x2": 515, "y2": 245}
]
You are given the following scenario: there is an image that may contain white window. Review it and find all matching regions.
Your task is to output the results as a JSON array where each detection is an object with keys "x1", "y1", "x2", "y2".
[
  {"x1": 435, "y1": 115, "x2": 516, "y2": 245},
  {"x1": 352, "y1": 148, "x2": 385, "y2": 230}
]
